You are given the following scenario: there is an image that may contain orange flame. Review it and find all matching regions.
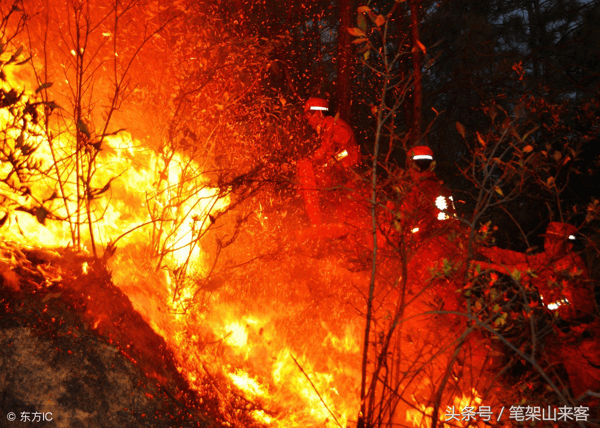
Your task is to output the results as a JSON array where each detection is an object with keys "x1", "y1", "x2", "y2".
[{"x1": 1, "y1": 19, "x2": 492, "y2": 428}]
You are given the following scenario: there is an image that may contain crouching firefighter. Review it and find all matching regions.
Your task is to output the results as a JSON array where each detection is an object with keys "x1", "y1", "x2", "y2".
[
  {"x1": 388, "y1": 145, "x2": 456, "y2": 243},
  {"x1": 477, "y1": 222, "x2": 596, "y2": 321},
  {"x1": 476, "y1": 222, "x2": 599, "y2": 396}
]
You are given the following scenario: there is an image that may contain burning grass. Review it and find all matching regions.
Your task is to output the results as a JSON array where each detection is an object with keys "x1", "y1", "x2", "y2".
[{"x1": 1, "y1": 1, "x2": 599, "y2": 425}]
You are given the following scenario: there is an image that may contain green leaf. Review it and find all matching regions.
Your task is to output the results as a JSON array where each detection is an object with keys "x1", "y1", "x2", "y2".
[
  {"x1": 494, "y1": 313, "x2": 507, "y2": 326},
  {"x1": 522, "y1": 126, "x2": 539, "y2": 142},
  {"x1": 363, "y1": 50, "x2": 371, "y2": 60},
  {"x1": 357, "y1": 13, "x2": 367, "y2": 32}
]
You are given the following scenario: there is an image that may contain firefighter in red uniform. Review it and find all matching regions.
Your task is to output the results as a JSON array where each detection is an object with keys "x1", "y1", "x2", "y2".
[
  {"x1": 387, "y1": 146, "x2": 463, "y2": 310},
  {"x1": 389, "y1": 145, "x2": 456, "y2": 242},
  {"x1": 297, "y1": 98, "x2": 361, "y2": 226},
  {"x1": 477, "y1": 222, "x2": 595, "y2": 321},
  {"x1": 477, "y1": 222, "x2": 599, "y2": 396}
]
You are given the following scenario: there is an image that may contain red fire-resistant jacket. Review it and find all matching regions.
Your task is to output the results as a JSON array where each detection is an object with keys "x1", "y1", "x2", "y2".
[
  {"x1": 311, "y1": 116, "x2": 361, "y2": 170},
  {"x1": 393, "y1": 169, "x2": 455, "y2": 239},
  {"x1": 478, "y1": 246, "x2": 595, "y2": 321},
  {"x1": 479, "y1": 243, "x2": 599, "y2": 397},
  {"x1": 297, "y1": 116, "x2": 361, "y2": 226}
]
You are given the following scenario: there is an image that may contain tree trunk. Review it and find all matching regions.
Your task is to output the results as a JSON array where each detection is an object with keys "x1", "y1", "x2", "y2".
[
  {"x1": 525, "y1": 0, "x2": 541, "y2": 81},
  {"x1": 337, "y1": 0, "x2": 353, "y2": 121},
  {"x1": 409, "y1": 0, "x2": 423, "y2": 144}
]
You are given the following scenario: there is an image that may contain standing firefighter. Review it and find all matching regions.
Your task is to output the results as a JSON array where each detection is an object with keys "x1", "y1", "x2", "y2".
[{"x1": 297, "y1": 97, "x2": 361, "y2": 226}]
